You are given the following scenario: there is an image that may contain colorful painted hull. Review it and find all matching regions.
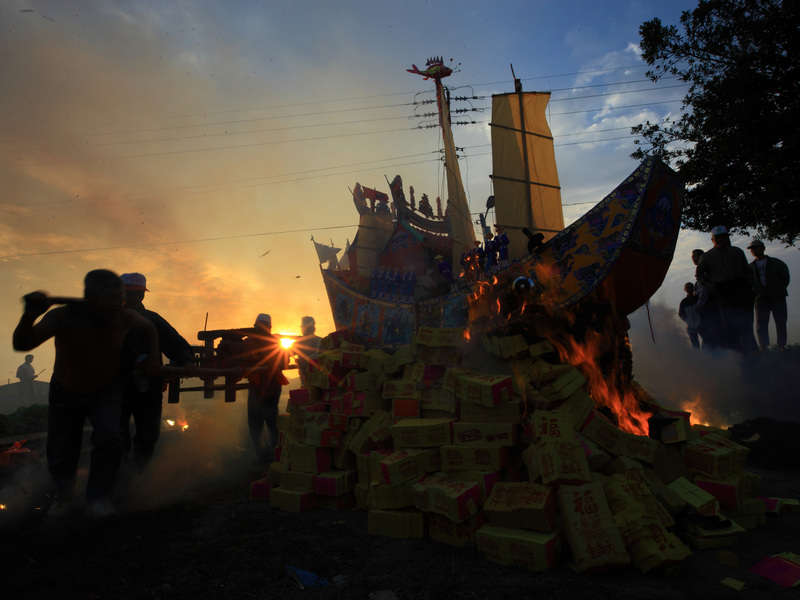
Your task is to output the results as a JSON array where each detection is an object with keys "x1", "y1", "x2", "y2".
[{"x1": 322, "y1": 157, "x2": 684, "y2": 347}]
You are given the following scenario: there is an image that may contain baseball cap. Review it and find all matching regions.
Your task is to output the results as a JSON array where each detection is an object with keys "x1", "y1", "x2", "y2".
[
  {"x1": 710, "y1": 225, "x2": 728, "y2": 236},
  {"x1": 301, "y1": 316, "x2": 315, "y2": 327},
  {"x1": 747, "y1": 239, "x2": 765, "y2": 249},
  {"x1": 255, "y1": 313, "x2": 272, "y2": 328},
  {"x1": 120, "y1": 272, "x2": 149, "y2": 291}
]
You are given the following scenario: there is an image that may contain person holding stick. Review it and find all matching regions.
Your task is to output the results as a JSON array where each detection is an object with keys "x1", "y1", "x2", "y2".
[
  {"x1": 118, "y1": 273, "x2": 195, "y2": 466},
  {"x1": 12, "y1": 269, "x2": 159, "y2": 518},
  {"x1": 15, "y1": 354, "x2": 40, "y2": 403}
]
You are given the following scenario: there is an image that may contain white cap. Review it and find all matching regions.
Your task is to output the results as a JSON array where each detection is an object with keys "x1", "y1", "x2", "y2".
[{"x1": 121, "y1": 272, "x2": 149, "y2": 291}]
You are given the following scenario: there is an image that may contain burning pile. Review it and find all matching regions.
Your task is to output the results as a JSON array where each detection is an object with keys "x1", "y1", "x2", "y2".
[{"x1": 251, "y1": 326, "x2": 798, "y2": 574}]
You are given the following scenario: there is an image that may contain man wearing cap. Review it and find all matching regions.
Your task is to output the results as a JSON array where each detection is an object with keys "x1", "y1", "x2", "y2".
[
  {"x1": 119, "y1": 273, "x2": 195, "y2": 465},
  {"x1": 243, "y1": 313, "x2": 288, "y2": 464},
  {"x1": 14, "y1": 269, "x2": 160, "y2": 517},
  {"x1": 696, "y1": 226, "x2": 758, "y2": 354},
  {"x1": 294, "y1": 316, "x2": 321, "y2": 387},
  {"x1": 747, "y1": 240, "x2": 790, "y2": 352}
]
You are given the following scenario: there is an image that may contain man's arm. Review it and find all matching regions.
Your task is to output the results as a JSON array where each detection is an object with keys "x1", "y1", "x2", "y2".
[
  {"x1": 127, "y1": 310, "x2": 160, "y2": 375},
  {"x1": 12, "y1": 293, "x2": 62, "y2": 351},
  {"x1": 148, "y1": 311, "x2": 195, "y2": 365},
  {"x1": 775, "y1": 258, "x2": 791, "y2": 288}
]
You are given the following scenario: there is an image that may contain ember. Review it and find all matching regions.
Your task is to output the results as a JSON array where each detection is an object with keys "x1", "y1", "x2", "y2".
[{"x1": 680, "y1": 394, "x2": 718, "y2": 428}]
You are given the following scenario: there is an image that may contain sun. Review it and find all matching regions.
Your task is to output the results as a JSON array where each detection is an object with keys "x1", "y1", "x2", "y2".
[{"x1": 280, "y1": 337, "x2": 295, "y2": 349}]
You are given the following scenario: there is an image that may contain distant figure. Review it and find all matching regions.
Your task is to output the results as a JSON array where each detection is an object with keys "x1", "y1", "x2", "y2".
[
  {"x1": 436, "y1": 255, "x2": 458, "y2": 292},
  {"x1": 244, "y1": 314, "x2": 288, "y2": 464},
  {"x1": 691, "y1": 248, "x2": 716, "y2": 349},
  {"x1": 118, "y1": 273, "x2": 195, "y2": 466},
  {"x1": 696, "y1": 226, "x2": 758, "y2": 355},
  {"x1": 16, "y1": 354, "x2": 38, "y2": 403},
  {"x1": 678, "y1": 283, "x2": 701, "y2": 349},
  {"x1": 294, "y1": 316, "x2": 321, "y2": 387},
  {"x1": 747, "y1": 240, "x2": 791, "y2": 352},
  {"x1": 12, "y1": 270, "x2": 159, "y2": 518}
]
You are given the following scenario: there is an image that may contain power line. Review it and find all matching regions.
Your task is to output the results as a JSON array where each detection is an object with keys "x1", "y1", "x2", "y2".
[
  {"x1": 0, "y1": 224, "x2": 357, "y2": 260},
  {"x1": 0, "y1": 122, "x2": 662, "y2": 218},
  {"x1": 1, "y1": 63, "x2": 654, "y2": 141},
  {"x1": 1, "y1": 95, "x2": 686, "y2": 170},
  {"x1": 0, "y1": 76, "x2": 684, "y2": 151}
]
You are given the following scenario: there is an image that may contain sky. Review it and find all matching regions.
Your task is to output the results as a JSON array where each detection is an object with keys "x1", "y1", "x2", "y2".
[{"x1": 2, "y1": 0, "x2": 798, "y2": 416}]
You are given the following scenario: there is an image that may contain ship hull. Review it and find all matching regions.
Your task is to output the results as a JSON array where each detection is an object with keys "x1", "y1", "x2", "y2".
[{"x1": 322, "y1": 157, "x2": 683, "y2": 347}]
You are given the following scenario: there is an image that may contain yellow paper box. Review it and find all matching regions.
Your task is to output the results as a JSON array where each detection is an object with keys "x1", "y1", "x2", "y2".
[
  {"x1": 483, "y1": 482, "x2": 557, "y2": 532},
  {"x1": 476, "y1": 525, "x2": 562, "y2": 572},
  {"x1": 440, "y1": 445, "x2": 509, "y2": 471},
  {"x1": 453, "y1": 422, "x2": 518, "y2": 446},
  {"x1": 556, "y1": 482, "x2": 631, "y2": 572},
  {"x1": 380, "y1": 448, "x2": 439, "y2": 486},
  {"x1": 390, "y1": 418, "x2": 454, "y2": 448},
  {"x1": 459, "y1": 400, "x2": 520, "y2": 424},
  {"x1": 413, "y1": 473, "x2": 482, "y2": 522},
  {"x1": 428, "y1": 512, "x2": 488, "y2": 548}
]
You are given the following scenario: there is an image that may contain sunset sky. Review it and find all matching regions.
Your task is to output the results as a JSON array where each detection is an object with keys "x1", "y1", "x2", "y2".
[{"x1": 2, "y1": 0, "x2": 798, "y2": 400}]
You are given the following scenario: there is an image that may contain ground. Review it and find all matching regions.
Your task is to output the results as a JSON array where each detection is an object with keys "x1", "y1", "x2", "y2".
[{"x1": 1, "y1": 417, "x2": 799, "y2": 600}]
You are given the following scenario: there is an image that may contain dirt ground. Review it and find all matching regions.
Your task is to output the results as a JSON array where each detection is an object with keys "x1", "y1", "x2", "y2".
[{"x1": 1, "y1": 416, "x2": 799, "y2": 600}]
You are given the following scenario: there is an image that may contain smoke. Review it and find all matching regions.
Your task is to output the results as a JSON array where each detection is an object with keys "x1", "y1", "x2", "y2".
[
  {"x1": 628, "y1": 301, "x2": 800, "y2": 426},
  {"x1": 118, "y1": 390, "x2": 252, "y2": 512}
]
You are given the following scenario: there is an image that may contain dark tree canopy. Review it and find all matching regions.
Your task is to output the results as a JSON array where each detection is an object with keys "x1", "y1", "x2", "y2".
[{"x1": 631, "y1": 0, "x2": 800, "y2": 246}]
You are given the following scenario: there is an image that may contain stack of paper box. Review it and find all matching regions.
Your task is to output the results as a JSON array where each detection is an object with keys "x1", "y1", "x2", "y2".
[{"x1": 252, "y1": 326, "x2": 795, "y2": 576}]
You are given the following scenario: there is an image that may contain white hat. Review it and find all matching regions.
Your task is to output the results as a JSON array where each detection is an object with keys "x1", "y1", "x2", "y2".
[
  {"x1": 121, "y1": 272, "x2": 149, "y2": 291},
  {"x1": 255, "y1": 313, "x2": 272, "y2": 327}
]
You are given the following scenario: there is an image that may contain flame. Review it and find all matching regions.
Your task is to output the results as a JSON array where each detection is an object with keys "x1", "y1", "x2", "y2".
[
  {"x1": 680, "y1": 394, "x2": 716, "y2": 428},
  {"x1": 552, "y1": 329, "x2": 650, "y2": 435},
  {"x1": 0, "y1": 504, "x2": 7, "y2": 510},
  {"x1": 466, "y1": 264, "x2": 655, "y2": 436},
  {"x1": 166, "y1": 419, "x2": 190, "y2": 431}
]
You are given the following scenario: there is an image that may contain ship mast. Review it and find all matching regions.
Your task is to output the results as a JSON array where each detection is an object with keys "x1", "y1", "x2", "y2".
[{"x1": 408, "y1": 57, "x2": 476, "y2": 267}]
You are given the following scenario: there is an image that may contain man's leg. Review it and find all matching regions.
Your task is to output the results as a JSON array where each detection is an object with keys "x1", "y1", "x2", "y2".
[
  {"x1": 85, "y1": 386, "x2": 124, "y2": 503},
  {"x1": 131, "y1": 394, "x2": 163, "y2": 462},
  {"x1": 118, "y1": 399, "x2": 135, "y2": 457},
  {"x1": 264, "y1": 392, "x2": 280, "y2": 461},
  {"x1": 754, "y1": 299, "x2": 772, "y2": 351},
  {"x1": 247, "y1": 387, "x2": 266, "y2": 462},
  {"x1": 46, "y1": 381, "x2": 86, "y2": 493},
  {"x1": 772, "y1": 297, "x2": 788, "y2": 349}
]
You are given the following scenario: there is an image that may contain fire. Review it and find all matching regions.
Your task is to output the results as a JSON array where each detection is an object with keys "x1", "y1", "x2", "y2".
[
  {"x1": 0, "y1": 504, "x2": 6, "y2": 510},
  {"x1": 166, "y1": 419, "x2": 189, "y2": 431},
  {"x1": 552, "y1": 329, "x2": 651, "y2": 436},
  {"x1": 680, "y1": 394, "x2": 717, "y2": 428},
  {"x1": 466, "y1": 263, "x2": 656, "y2": 436}
]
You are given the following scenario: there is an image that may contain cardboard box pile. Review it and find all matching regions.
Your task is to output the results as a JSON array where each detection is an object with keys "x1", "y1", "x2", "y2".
[{"x1": 255, "y1": 326, "x2": 797, "y2": 573}]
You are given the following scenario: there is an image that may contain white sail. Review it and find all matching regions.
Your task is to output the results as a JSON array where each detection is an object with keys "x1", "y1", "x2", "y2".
[{"x1": 491, "y1": 92, "x2": 564, "y2": 259}]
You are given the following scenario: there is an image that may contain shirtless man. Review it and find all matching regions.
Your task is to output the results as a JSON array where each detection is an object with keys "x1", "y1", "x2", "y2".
[{"x1": 13, "y1": 269, "x2": 159, "y2": 517}]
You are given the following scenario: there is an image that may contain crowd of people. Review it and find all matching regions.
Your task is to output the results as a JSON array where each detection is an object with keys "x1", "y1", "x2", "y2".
[
  {"x1": 12, "y1": 269, "x2": 318, "y2": 519},
  {"x1": 678, "y1": 226, "x2": 791, "y2": 355}
]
